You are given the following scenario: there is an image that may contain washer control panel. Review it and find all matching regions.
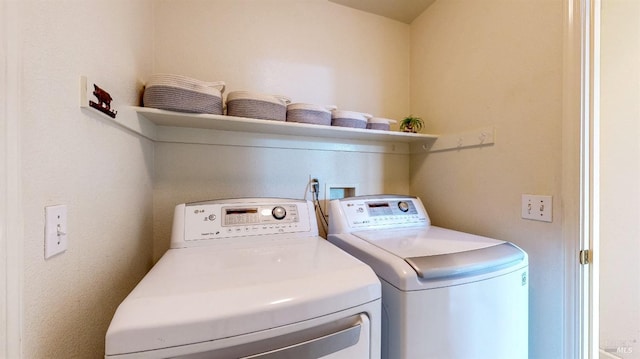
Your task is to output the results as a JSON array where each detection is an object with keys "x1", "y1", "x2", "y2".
[
  {"x1": 222, "y1": 205, "x2": 298, "y2": 226},
  {"x1": 178, "y1": 199, "x2": 313, "y2": 244},
  {"x1": 336, "y1": 196, "x2": 429, "y2": 229}
]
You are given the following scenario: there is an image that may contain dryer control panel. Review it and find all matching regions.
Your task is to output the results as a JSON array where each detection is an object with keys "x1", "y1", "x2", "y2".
[
  {"x1": 172, "y1": 199, "x2": 316, "y2": 247},
  {"x1": 329, "y1": 196, "x2": 430, "y2": 232}
]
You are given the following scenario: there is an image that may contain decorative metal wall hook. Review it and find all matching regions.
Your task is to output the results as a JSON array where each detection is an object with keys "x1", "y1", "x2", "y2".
[{"x1": 89, "y1": 84, "x2": 118, "y2": 118}]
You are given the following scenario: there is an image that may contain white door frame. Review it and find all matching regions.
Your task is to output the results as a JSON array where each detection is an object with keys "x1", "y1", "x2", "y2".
[
  {"x1": 587, "y1": 2, "x2": 600, "y2": 358},
  {"x1": 1, "y1": 0, "x2": 23, "y2": 356},
  {"x1": 563, "y1": 0, "x2": 599, "y2": 358}
]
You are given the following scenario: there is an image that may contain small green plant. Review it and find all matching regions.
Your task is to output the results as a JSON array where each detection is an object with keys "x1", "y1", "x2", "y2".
[{"x1": 400, "y1": 115, "x2": 424, "y2": 133}]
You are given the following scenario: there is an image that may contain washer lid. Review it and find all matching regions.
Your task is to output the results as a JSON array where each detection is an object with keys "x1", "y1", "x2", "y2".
[
  {"x1": 352, "y1": 226, "x2": 525, "y2": 281},
  {"x1": 106, "y1": 237, "x2": 380, "y2": 356}
]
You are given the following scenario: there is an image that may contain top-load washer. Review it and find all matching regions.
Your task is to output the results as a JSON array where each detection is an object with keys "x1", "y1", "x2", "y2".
[
  {"x1": 327, "y1": 195, "x2": 528, "y2": 359},
  {"x1": 105, "y1": 198, "x2": 381, "y2": 359}
]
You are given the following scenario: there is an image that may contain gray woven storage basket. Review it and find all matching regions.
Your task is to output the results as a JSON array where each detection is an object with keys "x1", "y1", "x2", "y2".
[
  {"x1": 367, "y1": 117, "x2": 397, "y2": 131},
  {"x1": 226, "y1": 91, "x2": 291, "y2": 121},
  {"x1": 331, "y1": 110, "x2": 371, "y2": 129},
  {"x1": 143, "y1": 74, "x2": 225, "y2": 115},
  {"x1": 286, "y1": 103, "x2": 334, "y2": 126}
]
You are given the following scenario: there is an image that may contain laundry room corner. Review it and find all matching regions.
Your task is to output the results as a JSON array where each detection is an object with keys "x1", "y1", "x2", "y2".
[
  {"x1": 149, "y1": 0, "x2": 414, "y2": 261},
  {"x1": 7, "y1": 0, "x2": 589, "y2": 357},
  {"x1": 408, "y1": 1, "x2": 565, "y2": 358}
]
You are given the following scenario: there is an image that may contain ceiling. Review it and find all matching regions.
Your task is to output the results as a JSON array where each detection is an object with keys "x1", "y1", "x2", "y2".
[{"x1": 328, "y1": 0, "x2": 437, "y2": 24}]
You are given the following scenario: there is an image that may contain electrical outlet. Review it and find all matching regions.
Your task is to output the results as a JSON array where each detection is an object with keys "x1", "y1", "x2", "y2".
[
  {"x1": 311, "y1": 178, "x2": 320, "y2": 194},
  {"x1": 45, "y1": 205, "x2": 68, "y2": 259},
  {"x1": 521, "y1": 195, "x2": 552, "y2": 222}
]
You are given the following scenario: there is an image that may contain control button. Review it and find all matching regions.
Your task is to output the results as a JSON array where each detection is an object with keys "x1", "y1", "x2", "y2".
[
  {"x1": 398, "y1": 201, "x2": 410, "y2": 212},
  {"x1": 208, "y1": 214, "x2": 216, "y2": 221},
  {"x1": 272, "y1": 206, "x2": 287, "y2": 220}
]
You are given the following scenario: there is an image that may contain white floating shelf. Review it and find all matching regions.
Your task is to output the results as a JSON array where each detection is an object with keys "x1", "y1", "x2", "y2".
[
  {"x1": 134, "y1": 106, "x2": 437, "y2": 143},
  {"x1": 127, "y1": 106, "x2": 438, "y2": 154}
]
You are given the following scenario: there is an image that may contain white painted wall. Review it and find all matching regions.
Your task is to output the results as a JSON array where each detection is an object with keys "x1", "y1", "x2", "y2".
[
  {"x1": 599, "y1": 0, "x2": 640, "y2": 355},
  {"x1": 409, "y1": 1, "x2": 565, "y2": 358},
  {"x1": 151, "y1": 0, "x2": 412, "y2": 260},
  {"x1": 18, "y1": 0, "x2": 154, "y2": 357}
]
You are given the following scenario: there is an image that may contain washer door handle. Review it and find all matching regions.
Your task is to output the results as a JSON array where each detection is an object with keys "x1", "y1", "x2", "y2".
[{"x1": 242, "y1": 322, "x2": 362, "y2": 359}]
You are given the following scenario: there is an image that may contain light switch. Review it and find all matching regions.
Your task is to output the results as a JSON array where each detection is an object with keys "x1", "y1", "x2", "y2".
[
  {"x1": 521, "y1": 195, "x2": 552, "y2": 222},
  {"x1": 45, "y1": 205, "x2": 68, "y2": 259}
]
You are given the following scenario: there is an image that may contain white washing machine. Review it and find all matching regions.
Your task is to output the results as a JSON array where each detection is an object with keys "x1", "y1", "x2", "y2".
[
  {"x1": 327, "y1": 195, "x2": 528, "y2": 359},
  {"x1": 105, "y1": 198, "x2": 381, "y2": 359}
]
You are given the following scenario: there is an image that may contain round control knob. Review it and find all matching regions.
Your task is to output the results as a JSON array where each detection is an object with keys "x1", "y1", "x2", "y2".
[
  {"x1": 272, "y1": 206, "x2": 287, "y2": 220},
  {"x1": 398, "y1": 201, "x2": 410, "y2": 212}
]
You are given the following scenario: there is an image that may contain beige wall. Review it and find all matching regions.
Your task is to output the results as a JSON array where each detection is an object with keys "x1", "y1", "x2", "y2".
[
  {"x1": 154, "y1": 0, "x2": 410, "y2": 121},
  {"x1": 599, "y1": 0, "x2": 640, "y2": 354},
  {"x1": 409, "y1": 1, "x2": 564, "y2": 358},
  {"x1": 19, "y1": 0, "x2": 155, "y2": 357},
  {"x1": 151, "y1": 0, "x2": 413, "y2": 260}
]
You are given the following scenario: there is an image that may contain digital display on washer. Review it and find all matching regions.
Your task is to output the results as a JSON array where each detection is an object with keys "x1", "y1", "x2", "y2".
[
  {"x1": 367, "y1": 202, "x2": 390, "y2": 208},
  {"x1": 366, "y1": 202, "x2": 392, "y2": 216},
  {"x1": 224, "y1": 207, "x2": 261, "y2": 225},
  {"x1": 225, "y1": 208, "x2": 258, "y2": 215}
]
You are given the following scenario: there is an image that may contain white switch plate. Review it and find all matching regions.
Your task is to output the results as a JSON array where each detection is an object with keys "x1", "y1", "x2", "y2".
[
  {"x1": 45, "y1": 205, "x2": 68, "y2": 259},
  {"x1": 521, "y1": 195, "x2": 552, "y2": 222}
]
